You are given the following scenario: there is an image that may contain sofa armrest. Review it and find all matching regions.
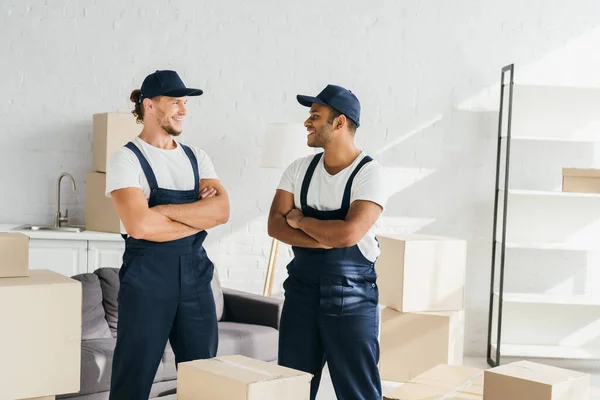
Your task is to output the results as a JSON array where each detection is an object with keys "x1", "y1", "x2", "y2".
[{"x1": 222, "y1": 288, "x2": 283, "y2": 330}]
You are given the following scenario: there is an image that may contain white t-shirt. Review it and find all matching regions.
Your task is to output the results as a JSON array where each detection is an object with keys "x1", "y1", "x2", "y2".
[
  {"x1": 105, "y1": 137, "x2": 219, "y2": 233},
  {"x1": 278, "y1": 152, "x2": 388, "y2": 262}
]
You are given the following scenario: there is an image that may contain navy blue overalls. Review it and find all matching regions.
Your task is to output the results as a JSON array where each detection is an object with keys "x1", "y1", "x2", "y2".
[
  {"x1": 278, "y1": 152, "x2": 382, "y2": 400},
  {"x1": 109, "y1": 141, "x2": 218, "y2": 400}
]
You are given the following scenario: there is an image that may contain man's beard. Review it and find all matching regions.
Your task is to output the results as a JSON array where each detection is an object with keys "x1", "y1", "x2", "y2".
[
  {"x1": 308, "y1": 126, "x2": 333, "y2": 148},
  {"x1": 161, "y1": 120, "x2": 182, "y2": 136}
]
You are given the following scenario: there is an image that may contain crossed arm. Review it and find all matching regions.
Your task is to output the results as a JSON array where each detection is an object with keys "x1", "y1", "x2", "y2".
[
  {"x1": 111, "y1": 179, "x2": 230, "y2": 242},
  {"x1": 267, "y1": 189, "x2": 383, "y2": 248}
]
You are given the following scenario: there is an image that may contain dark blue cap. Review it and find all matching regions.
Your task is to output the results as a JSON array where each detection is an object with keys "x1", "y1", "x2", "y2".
[
  {"x1": 297, "y1": 84, "x2": 361, "y2": 128},
  {"x1": 139, "y1": 70, "x2": 203, "y2": 103}
]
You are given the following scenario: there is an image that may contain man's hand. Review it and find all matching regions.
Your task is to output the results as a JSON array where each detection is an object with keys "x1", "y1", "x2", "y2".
[
  {"x1": 286, "y1": 208, "x2": 304, "y2": 229},
  {"x1": 200, "y1": 187, "x2": 217, "y2": 199}
]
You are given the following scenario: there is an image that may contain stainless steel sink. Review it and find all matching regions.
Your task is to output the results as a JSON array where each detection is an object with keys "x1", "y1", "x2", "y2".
[{"x1": 13, "y1": 224, "x2": 85, "y2": 233}]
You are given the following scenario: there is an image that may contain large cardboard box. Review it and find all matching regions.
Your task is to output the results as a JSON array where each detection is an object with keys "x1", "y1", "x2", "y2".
[
  {"x1": 380, "y1": 307, "x2": 464, "y2": 382},
  {"x1": 0, "y1": 270, "x2": 81, "y2": 400},
  {"x1": 177, "y1": 355, "x2": 312, "y2": 400},
  {"x1": 20, "y1": 397, "x2": 56, "y2": 400},
  {"x1": 86, "y1": 172, "x2": 121, "y2": 233},
  {"x1": 384, "y1": 364, "x2": 483, "y2": 400},
  {"x1": 93, "y1": 112, "x2": 141, "y2": 173},
  {"x1": 376, "y1": 234, "x2": 466, "y2": 312},
  {"x1": 484, "y1": 360, "x2": 590, "y2": 400},
  {"x1": 0, "y1": 232, "x2": 29, "y2": 278},
  {"x1": 562, "y1": 168, "x2": 600, "y2": 194}
]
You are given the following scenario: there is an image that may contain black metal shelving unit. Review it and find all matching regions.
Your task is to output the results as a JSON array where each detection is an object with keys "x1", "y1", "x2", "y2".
[{"x1": 487, "y1": 63, "x2": 515, "y2": 368}]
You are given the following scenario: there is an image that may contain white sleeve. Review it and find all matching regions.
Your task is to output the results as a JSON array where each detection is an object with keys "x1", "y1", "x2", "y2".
[
  {"x1": 105, "y1": 148, "x2": 142, "y2": 197},
  {"x1": 193, "y1": 147, "x2": 219, "y2": 180},
  {"x1": 277, "y1": 158, "x2": 302, "y2": 194},
  {"x1": 351, "y1": 161, "x2": 389, "y2": 210}
]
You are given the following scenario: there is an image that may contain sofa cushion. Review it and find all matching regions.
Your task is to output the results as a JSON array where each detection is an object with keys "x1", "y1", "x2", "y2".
[
  {"x1": 216, "y1": 321, "x2": 279, "y2": 361},
  {"x1": 71, "y1": 273, "x2": 112, "y2": 340},
  {"x1": 94, "y1": 268, "x2": 120, "y2": 337},
  {"x1": 76, "y1": 338, "x2": 168, "y2": 396}
]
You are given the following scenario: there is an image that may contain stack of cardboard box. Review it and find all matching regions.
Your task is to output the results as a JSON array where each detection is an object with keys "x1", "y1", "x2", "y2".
[
  {"x1": 86, "y1": 113, "x2": 141, "y2": 233},
  {"x1": 0, "y1": 233, "x2": 82, "y2": 400},
  {"x1": 562, "y1": 167, "x2": 600, "y2": 194},
  {"x1": 376, "y1": 233, "x2": 467, "y2": 382},
  {"x1": 384, "y1": 361, "x2": 590, "y2": 400}
]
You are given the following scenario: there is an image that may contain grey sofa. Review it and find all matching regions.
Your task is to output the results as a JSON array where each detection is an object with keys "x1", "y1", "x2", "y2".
[{"x1": 59, "y1": 267, "x2": 283, "y2": 399}]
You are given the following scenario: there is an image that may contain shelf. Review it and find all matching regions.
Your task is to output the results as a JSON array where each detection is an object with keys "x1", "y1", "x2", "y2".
[
  {"x1": 493, "y1": 292, "x2": 600, "y2": 306},
  {"x1": 501, "y1": 135, "x2": 600, "y2": 143},
  {"x1": 498, "y1": 241, "x2": 597, "y2": 252},
  {"x1": 501, "y1": 189, "x2": 600, "y2": 199},
  {"x1": 491, "y1": 344, "x2": 600, "y2": 360}
]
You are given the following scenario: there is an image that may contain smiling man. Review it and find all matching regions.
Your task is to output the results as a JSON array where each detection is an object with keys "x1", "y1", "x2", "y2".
[
  {"x1": 105, "y1": 70, "x2": 229, "y2": 400},
  {"x1": 268, "y1": 84, "x2": 388, "y2": 400}
]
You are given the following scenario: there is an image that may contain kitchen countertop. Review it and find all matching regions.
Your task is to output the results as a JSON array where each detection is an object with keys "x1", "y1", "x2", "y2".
[{"x1": 0, "y1": 224, "x2": 124, "y2": 241}]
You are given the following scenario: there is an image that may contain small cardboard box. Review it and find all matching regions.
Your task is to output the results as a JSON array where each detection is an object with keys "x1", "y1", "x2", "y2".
[
  {"x1": 0, "y1": 232, "x2": 29, "y2": 278},
  {"x1": 562, "y1": 168, "x2": 600, "y2": 194},
  {"x1": 384, "y1": 364, "x2": 483, "y2": 400},
  {"x1": 379, "y1": 307, "x2": 465, "y2": 382},
  {"x1": 177, "y1": 355, "x2": 312, "y2": 400},
  {"x1": 85, "y1": 172, "x2": 121, "y2": 233},
  {"x1": 376, "y1": 234, "x2": 466, "y2": 312},
  {"x1": 93, "y1": 112, "x2": 141, "y2": 173},
  {"x1": 484, "y1": 360, "x2": 590, "y2": 400},
  {"x1": 0, "y1": 270, "x2": 82, "y2": 399}
]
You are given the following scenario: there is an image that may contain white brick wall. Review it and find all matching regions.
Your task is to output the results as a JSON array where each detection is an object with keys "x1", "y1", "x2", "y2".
[{"x1": 2, "y1": 0, "x2": 600, "y2": 356}]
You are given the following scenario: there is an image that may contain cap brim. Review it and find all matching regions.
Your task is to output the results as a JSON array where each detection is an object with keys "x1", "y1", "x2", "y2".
[
  {"x1": 297, "y1": 95, "x2": 327, "y2": 107},
  {"x1": 163, "y1": 88, "x2": 204, "y2": 97}
]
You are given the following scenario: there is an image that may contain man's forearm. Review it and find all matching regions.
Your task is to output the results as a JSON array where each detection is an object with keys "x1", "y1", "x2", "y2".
[
  {"x1": 131, "y1": 210, "x2": 200, "y2": 242},
  {"x1": 268, "y1": 215, "x2": 328, "y2": 248},
  {"x1": 297, "y1": 218, "x2": 353, "y2": 248},
  {"x1": 153, "y1": 196, "x2": 229, "y2": 231}
]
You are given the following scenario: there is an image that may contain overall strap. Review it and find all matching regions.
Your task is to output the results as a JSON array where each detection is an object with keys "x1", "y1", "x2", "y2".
[
  {"x1": 124, "y1": 142, "x2": 159, "y2": 190},
  {"x1": 341, "y1": 155, "x2": 373, "y2": 210},
  {"x1": 300, "y1": 153, "x2": 324, "y2": 210},
  {"x1": 180, "y1": 144, "x2": 200, "y2": 192}
]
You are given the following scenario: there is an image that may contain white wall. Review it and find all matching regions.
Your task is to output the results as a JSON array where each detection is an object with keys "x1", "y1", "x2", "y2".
[{"x1": 2, "y1": 0, "x2": 600, "y2": 355}]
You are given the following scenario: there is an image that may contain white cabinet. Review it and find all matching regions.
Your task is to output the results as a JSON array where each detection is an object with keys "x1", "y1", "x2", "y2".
[
  {"x1": 27, "y1": 238, "x2": 125, "y2": 277},
  {"x1": 29, "y1": 239, "x2": 88, "y2": 277},
  {"x1": 87, "y1": 240, "x2": 125, "y2": 272}
]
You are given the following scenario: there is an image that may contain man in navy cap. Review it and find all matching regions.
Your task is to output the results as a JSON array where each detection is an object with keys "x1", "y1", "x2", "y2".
[
  {"x1": 268, "y1": 84, "x2": 388, "y2": 399},
  {"x1": 106, "y1": 70, "x2": 230, "y2": 399}
]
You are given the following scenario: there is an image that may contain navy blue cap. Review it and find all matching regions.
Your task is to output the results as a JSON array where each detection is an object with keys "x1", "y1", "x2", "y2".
[
  {"x1": 297, "y1": 84, "x2": 361, "y2": 128},
  {"x1": 139, "y1": 70, "x2": 203, "y2": 103}
]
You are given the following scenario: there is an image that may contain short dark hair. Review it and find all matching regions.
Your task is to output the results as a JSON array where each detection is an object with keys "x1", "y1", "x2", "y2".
[{"x1": 328, "y1": 108, "x2": 357, "y2": 133}]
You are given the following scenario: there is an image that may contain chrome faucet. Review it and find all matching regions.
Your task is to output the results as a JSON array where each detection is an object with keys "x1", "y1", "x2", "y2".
[{"x1": 55, "y1": 172, "x2": 76, "y2": 228}]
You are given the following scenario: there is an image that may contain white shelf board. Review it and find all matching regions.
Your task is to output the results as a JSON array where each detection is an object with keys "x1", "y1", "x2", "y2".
[
  {"x1": 500, "y1": 189, "x2": 600, "y2": 199},
  {"x1": 501, "y1": 135, "x2": 600, "y2": 143},
  {"x1": 493, "y1": 292, "x2": 600, "y2": 306},
  {"x1": 498, "y1": 241, "x2": 598, "y2": 252},
  {"x1": 491, "y1": 344, "x2": 600, "y2": 360}
]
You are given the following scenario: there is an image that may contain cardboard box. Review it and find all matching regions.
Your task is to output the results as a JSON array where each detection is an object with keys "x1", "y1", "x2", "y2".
[
  {"x1": 376, "y1": 234, "x2": 466, "y2": 312},
  {"x1": 0, "y1": 232, "x2": 29, "y2": 278},
  {"x1": 86, "y1": 172, "x2": 121, "y2": 233},
  {"x1": 0, "y1": 270, "x2": 82, "y2": 400},
  {"x1": 177, "y1": 355, "x2": 312, "y2": 400},
  {"x1": 384, "y1": 364, "x2": 483, "y2": 400},
  {"x1": 484, "y1": 360, "x2": 590, "y2": 400},
  {"x1": 562, "y1": 168, "x2": 600, "y2": 194},
  {"x1": 93, "y1": 112, "x2": 141, "y2": 173},
  {"x1": 380, "y1": 307, "x2": 464, "y2": 382},
  {"x1": 20, "y1": 397, "x2": 56, "y2": 400}
]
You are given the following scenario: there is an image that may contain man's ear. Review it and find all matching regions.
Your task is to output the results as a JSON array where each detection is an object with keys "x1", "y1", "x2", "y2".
[{"x1": 337, "y1": 114, "x2": 347, "y2": 130}]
